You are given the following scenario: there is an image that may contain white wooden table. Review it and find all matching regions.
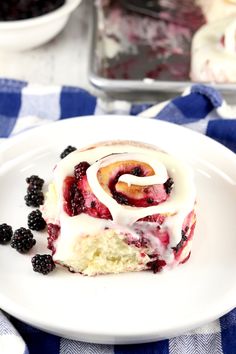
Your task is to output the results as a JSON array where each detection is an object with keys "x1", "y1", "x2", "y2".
[{"x1": 0, "y1": 0, "x2": 92, "y2": 90}]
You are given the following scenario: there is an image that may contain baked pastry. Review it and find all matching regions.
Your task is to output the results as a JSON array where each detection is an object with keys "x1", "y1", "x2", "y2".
[
  {"x1": 42, "y1": 141, "x2": 196, "y2": 276},
  {"x1": 191, "y1": 15, "x2": 236, "y2": 83},
  {"x1": 196, "y1": 0, "x2": 236, "y2": 23},
  {"x1": 96, "y1": 0, "x2": 205, "y2": 81}
]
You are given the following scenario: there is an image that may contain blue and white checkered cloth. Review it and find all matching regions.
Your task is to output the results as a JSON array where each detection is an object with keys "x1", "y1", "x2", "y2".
[{"x1": 0, "y1": 79, "x2": 235, "y2": 354}]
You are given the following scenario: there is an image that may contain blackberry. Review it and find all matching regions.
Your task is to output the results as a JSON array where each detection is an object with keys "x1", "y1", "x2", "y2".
[
  {"x1": 26, "y1": 175, "x2": 44, "y2": 191},
  {"x1": 25, "y1": 190, "x2": 44, "y2": 207},
  {"x1": 28, "y1": 210, "x2": 46, "y2": 231},
  {"x1": 0, "y1": 223, "x2": 13, "y2": 244},
  {"x1": 131, "y1": 166, "x2": 143, "y2": 176},
  {"x1": 172, "y1": 229, "x2": 188, "y2": 253},
  {"x1": 74, "y1": 161, "x2": 90, "y2": 181},
  {"x1": 181, "y1": 229, "x2": 188, "y2": 241},
  {"x1": 147, "y1": 198, "x2": 154, "y2": 204},
  {"x1": 31, "y1": 254, "x2": 55, "y2": 275},
  {"x1": 90, "y1": 201, "x2": 96, "y2": 209},
  {"x1": 147, "y1": 258, "x2": 166, "y2": 273},
  {"x1": 60, "y1": 145, "x2": 76, "y2": 159},
  {"x1": 147, "y1": 261, "x2": 159, "y2": 274},
  {"x1": 164, "y1": 178, "x2": 174, "y2": 194},
  {"x1": 0, "y1": 1, "x2": 65, "y2": 21},
  {"x1": 11, "y1": 227, "x2": 36, "y2": 253},
  {"x1": 112, "y1": 191, "x2": 129, "y2": 205},
  {"x1": 69, "y1": 184, "x2": 85, "y2": 216}
]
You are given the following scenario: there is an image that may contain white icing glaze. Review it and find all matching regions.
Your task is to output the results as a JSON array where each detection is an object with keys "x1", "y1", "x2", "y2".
[
  {"x1": 197, "y1": 0, "x2": 236, "y2": 23},
  {"x1": 100, "y1": 152, "x2": 168, "y2": 186},
  {"x1": 86, "y1": 151, "x2": 195, "y2": 237},
  {"x1": 224, "y1": 19, "x2": 236, "y2": 53},
  {"x1": 191, "y1": 15, "x2": 236, "y2": 83},
  {"x1": 49, "y1": 142, "x2": 196, "y2": 266}
]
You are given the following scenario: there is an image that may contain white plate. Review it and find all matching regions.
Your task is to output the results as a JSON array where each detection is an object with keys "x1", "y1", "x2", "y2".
[{"x1": 0, "y1": 116, "x2": 236, "y2": 345}]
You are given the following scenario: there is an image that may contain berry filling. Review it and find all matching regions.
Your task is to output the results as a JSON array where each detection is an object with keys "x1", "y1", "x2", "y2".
[
  {"x1": 147, "y1": 257, "x2": 166, "y2": 273},
  {"x1": 172, "y1": 210, "x2": 196, "y2": 260},
  {"x1": 111, "y1": 180, "x2": 168, "y2": 207},
  {"x1": 220, "y1": 34, "x2": 236, "y2": 52},
  {"x1": 77, "y1": 176, "x2": 112, "y2": 219},
  {"x1": 47, "y1": 223, "x2": 60, "y2": 254},
  {"x1": 101, "y1": 161, "x2": 171, "y2": 207},
  {"x1": 74, "y1": 161, "x2": 90, "y2": 181},
  {"x1": 63, "y1": 176, "x2": 111, "y2": 219},
  {"x1": 63, "y1": 177, "x2": 85, "y2": 217},
  {"x1": 138, "y1": 213, "x2": 166, "y2": 223},
  {"x1": 63, "y1": 160, "x2": 174, "y2": 221},
  {"x1": 220, "y1": 35, "x2": 225, "y2": 47}
]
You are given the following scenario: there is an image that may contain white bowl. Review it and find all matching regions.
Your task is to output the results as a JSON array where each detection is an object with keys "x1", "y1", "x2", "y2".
[{"x1": 0, "y1": 0, "x2": 81, "y2": 51}]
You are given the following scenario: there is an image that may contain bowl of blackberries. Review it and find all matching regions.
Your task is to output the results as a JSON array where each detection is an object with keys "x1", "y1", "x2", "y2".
[{"x1": 0, "y1": 0, "x2": 81, "y2": 51}]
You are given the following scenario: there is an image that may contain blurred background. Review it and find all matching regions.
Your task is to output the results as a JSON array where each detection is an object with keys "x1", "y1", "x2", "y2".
[{"x1": 0, "y1": 0, "x2": 236, "y2": 102}]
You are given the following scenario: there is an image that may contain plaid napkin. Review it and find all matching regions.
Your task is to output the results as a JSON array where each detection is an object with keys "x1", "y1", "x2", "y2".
[{"x1": 0, "y1": 79, "x2": 235, "y2": 354}]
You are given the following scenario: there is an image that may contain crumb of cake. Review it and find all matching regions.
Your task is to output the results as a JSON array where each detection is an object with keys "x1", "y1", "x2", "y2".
[{"x1": 55, "y1": 230, "x2": 151, "y2": 276}]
